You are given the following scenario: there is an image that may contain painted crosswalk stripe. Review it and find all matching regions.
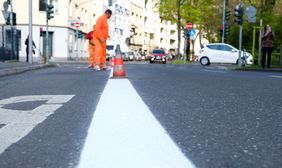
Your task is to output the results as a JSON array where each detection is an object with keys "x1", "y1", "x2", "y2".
[{"x1": 78, "y1": 79, "x2": 195, "y2": 168}]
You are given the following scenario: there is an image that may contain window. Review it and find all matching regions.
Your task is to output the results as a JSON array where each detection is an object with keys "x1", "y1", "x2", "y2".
[
  {"x1": 106, "y1": 45, "x2": 114, "y2": 50},
  {"x1": 220, "y1": 45, "x2": 233, "y2": 51},
  {"x1": 207, "y1": 45, "x2": 220, "y2": 50},
  {"x1": 39, "y1": 0, "x2": 47, "y2": 11},
  {"x1": 39, "y1": 0, "x2": 58, "y2": 12},
  {"x1": 152, "y1": 50, "x2": 165, "y2": 54}
]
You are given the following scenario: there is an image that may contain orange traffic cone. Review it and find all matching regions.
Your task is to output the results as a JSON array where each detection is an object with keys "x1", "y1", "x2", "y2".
[{"x1": 112, "y1": 44, "x2": 126, "y2": 79}]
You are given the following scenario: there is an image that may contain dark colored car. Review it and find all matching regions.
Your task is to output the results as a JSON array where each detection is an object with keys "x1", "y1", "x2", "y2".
[
  {"x1": 0, "y1": 47, "x2": 13, "y2": 61},
  {"x1": 150, "y1": 49, "x2": 166, "y2": 64}
]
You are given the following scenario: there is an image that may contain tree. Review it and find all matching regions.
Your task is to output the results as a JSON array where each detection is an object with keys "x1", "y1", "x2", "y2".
[{"x1": 156, "y1": 0, "x2": 215, "y2": 59}]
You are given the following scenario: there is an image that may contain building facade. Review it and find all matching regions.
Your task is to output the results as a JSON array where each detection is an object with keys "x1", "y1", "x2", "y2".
[{"x1": 0, "y1": 0, "x2": 179, "y2": 62}]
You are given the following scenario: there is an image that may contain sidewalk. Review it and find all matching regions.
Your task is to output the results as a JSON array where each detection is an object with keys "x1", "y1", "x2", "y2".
[
  {"x1": 194, "y1": 63, "x2": 282, "y2": 72},
  {"x1": 234, "y1": 66, "x2": 282, "y2": 72},
  {"x1": 0, "y1": 61, "x2": 56, "y2": 77}
]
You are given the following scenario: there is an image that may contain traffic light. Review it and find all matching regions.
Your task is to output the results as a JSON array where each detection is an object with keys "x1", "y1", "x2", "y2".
[
  {"x1": 224, "y1": 23, "x2": 229, "y2": 40},
  {"x1": 46, "y1": 4, "x2": 54, "y2": 20},
  {"x1": 5, "y1": 14, "x2": 10, "y2": 25},
  {"x1": 108, "y1": 0, "x2": 113, "y2": 6},
  {"x1": 234, "y1": 4, "x2": 243, "y2": 25},
  {"x1": 225, "y1": 9, "x2": 231, "y2": 22},
  {"x1": 12, "y1": 12, "x2": 16, "y2": 25}
]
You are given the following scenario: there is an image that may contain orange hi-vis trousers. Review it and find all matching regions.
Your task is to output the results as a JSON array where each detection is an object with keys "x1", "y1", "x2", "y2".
[
  {"x1": 93, "y1": 38, "x2": 107, "y2": 68},
  {"x1": 88, "y1": 43, "x2": 95, "y2": 67}
]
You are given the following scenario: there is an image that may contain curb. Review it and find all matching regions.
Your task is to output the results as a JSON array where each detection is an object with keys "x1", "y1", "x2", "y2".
[
  {"x1": 0, "y1": 63, "x2": 57, "y2": 77},
  {"x1": 234, "y1": 68, "x2": 282, "y2": 73}
]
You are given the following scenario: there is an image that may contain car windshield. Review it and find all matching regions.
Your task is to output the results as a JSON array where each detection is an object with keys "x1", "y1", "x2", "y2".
[
  {"x1": 152, "y1": 50, "x2": 165, "y2": 54},
  {"x1": 106, "y1": 45, "x2": 114, "y2": 50}
]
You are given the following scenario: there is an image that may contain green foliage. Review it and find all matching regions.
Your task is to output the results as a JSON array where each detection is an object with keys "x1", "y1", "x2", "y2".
[{"x1": 156, "y1": 0, "x2": 282, "y2": 64}]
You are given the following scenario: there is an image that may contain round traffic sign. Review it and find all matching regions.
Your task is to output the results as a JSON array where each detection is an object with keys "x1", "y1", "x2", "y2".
[
  {"x1": 189, "y1": 29, "x2": 196, "y2": 37},
  {"x1": 186, "y1": 22, "x2": 193, "y2": 30},
  {"x1": 246, "y1": 6, "x2": 257, "y2": 17},
  {"x1": 74, "y1": 22, "x2": 80, "y2": 29}
]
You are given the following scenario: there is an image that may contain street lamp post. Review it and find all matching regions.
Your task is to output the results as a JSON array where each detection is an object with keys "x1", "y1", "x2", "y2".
[{"x1": 28, "y1": 0, "x2": 33, "y2": 63}]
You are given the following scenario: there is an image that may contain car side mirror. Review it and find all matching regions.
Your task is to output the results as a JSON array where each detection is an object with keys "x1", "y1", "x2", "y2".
[{"x1": 231, "y1": 49, "x2": 237, "y2": 53}]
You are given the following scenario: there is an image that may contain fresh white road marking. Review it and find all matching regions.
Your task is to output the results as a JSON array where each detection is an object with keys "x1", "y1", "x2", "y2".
[
  {"x1": 269, "y1": 75, "x2": 282, "y2": 79},
  {"x1": 78, "y1": 79, "x2": 195, "y2": 168},
  {"x1": 0, "y1": 95, "x2": 75, "y2": 154}
]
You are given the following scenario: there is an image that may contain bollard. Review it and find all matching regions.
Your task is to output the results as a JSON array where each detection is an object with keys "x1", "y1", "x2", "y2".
[{"x1": 280, "y1": 45, "x2": 282, "y2": 66}]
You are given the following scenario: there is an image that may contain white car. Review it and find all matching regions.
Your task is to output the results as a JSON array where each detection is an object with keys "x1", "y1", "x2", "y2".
[{"x1": 198, "y1": 43, "x2": 253, "y2": 66}]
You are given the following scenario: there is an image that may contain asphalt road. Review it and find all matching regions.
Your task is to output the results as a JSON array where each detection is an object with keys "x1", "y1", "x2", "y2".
[
  {"x1": 0, "y1": 64, "x2": 109, "y2": 168},
  {"x1": 0, "y1": 63, "x2": 282, "y2": 168},
  {"x1": 126, "y1": 64, "x2": 282, "y2": 168}
]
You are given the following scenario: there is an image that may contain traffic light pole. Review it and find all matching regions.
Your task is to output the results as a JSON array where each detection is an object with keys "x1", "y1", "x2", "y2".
[
  {"x1": 258, "y1": 17, "x2": 263, "y2": 66},
  {"x1": 76, "y1": 28, "x2": 78, "y2": 61},
  {"x1": 10, "y1": 0, "x2": 14, "y2": 60},
  {"x1": 222, "y1": 0, "x2": 226, "y2": 43},
  {"x1": 45, "y1": 0, "x2": 51, "y2": 64},
  {"x1": 238, "y1": 25, "x2": 243, "y2": 67},
  {"x1": 46, "y1": 18, "x2": 49, "y2": 64}
]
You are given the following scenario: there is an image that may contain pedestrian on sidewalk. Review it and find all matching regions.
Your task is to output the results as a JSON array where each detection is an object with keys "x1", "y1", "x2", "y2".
[
  {"x1": 25, "y1": 35, "x2": 36, "y2": 63},
  {"x1": 93, "y1": 9, "x2": 112, "y2": 71},
  {"x1": 261, "y1": 24, "x2": 274, "y2": 68}
]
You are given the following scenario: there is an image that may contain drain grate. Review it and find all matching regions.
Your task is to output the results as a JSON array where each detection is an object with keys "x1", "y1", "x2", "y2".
[{"x1": 0, "y1": 124, "x2": 6, "y2": 129}]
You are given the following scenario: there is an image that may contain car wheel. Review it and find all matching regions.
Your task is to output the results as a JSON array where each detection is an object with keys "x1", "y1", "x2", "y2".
[
  {"x1": 163, "y1": 61, "x2": 166, "y2": 64},
  {"x1": 200, "y1": 57, "x2": 210, "y2": 66},
  {"x1": 150, "y1": 60, "x2": 154, "y2": 63}
]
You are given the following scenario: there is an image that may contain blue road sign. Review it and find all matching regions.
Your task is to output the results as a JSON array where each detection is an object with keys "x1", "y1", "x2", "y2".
[{"x1": 189, "y1": 29, "x2": 196, "y2": 37}]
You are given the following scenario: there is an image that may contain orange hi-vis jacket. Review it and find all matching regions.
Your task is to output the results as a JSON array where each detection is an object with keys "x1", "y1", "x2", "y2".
[
  {"x1": 93, "y1": 14, "x2": 109, "y2": 41},
  {"x1": 92, "y1": 14, "x2": 109, "y2": 68}
]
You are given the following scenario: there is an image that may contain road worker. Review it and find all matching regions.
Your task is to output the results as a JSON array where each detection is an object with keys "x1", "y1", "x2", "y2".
[
  {"x1": 93, "y1": 9, "x2": 112, "y2": 71},
  {"x1": 86, "y1": 29, "x2": 94, "y2": 68}
]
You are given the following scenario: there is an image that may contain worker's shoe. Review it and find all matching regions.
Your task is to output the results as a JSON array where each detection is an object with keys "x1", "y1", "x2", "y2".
[
  {"x1": 101, "y1": 66, "x2": 111, "y2": 71},
  {"x1": 93, "y1": 65, "x2": 101, "y2": 71}
]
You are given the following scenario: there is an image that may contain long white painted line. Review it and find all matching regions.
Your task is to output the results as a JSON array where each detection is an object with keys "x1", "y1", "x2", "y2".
[
  {"x1": 78, "y1": 79, "x2": 195, "y2": 168},
  {"x1": 268, "y1": 75, "x2": 282, "y2": 79}
]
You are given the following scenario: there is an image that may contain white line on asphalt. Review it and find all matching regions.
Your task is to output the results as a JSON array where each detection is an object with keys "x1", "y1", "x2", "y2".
[
  {"x1": 0, "y1": 95, "x2": 74, "y2": 154},
  {"x1": 202, "y1": 69, "x2": 226, "y2": 73},
  {"x1": 78, "y1": 79, "x2": 195, "y2": 168},
  {"x1": 268, "y1": 75, "x2": 282, "y2": 79}
]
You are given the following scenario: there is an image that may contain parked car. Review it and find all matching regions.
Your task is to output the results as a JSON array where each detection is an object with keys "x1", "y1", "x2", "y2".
[
  {"x1": 198, "y1": 43, "x2": 253, "y2": 66},
  {"x1": 126, "y1": 51, "x2": 134, "y2": 61},
  {"x1": 106, "y1": 45, "x2": 115, "y2": 61},
  {"x1": 134, "y1": 52, "x2": 142, "y2": 61},
  {"x1": 122, "y1": 52, "x2": 129, "y2": 61},
  {"x1": 0, "y1": 47, "x2": 12, "y2": 61},
  {"x1": 150, "y1": 49, "x2": 167, "y2": 64}
]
